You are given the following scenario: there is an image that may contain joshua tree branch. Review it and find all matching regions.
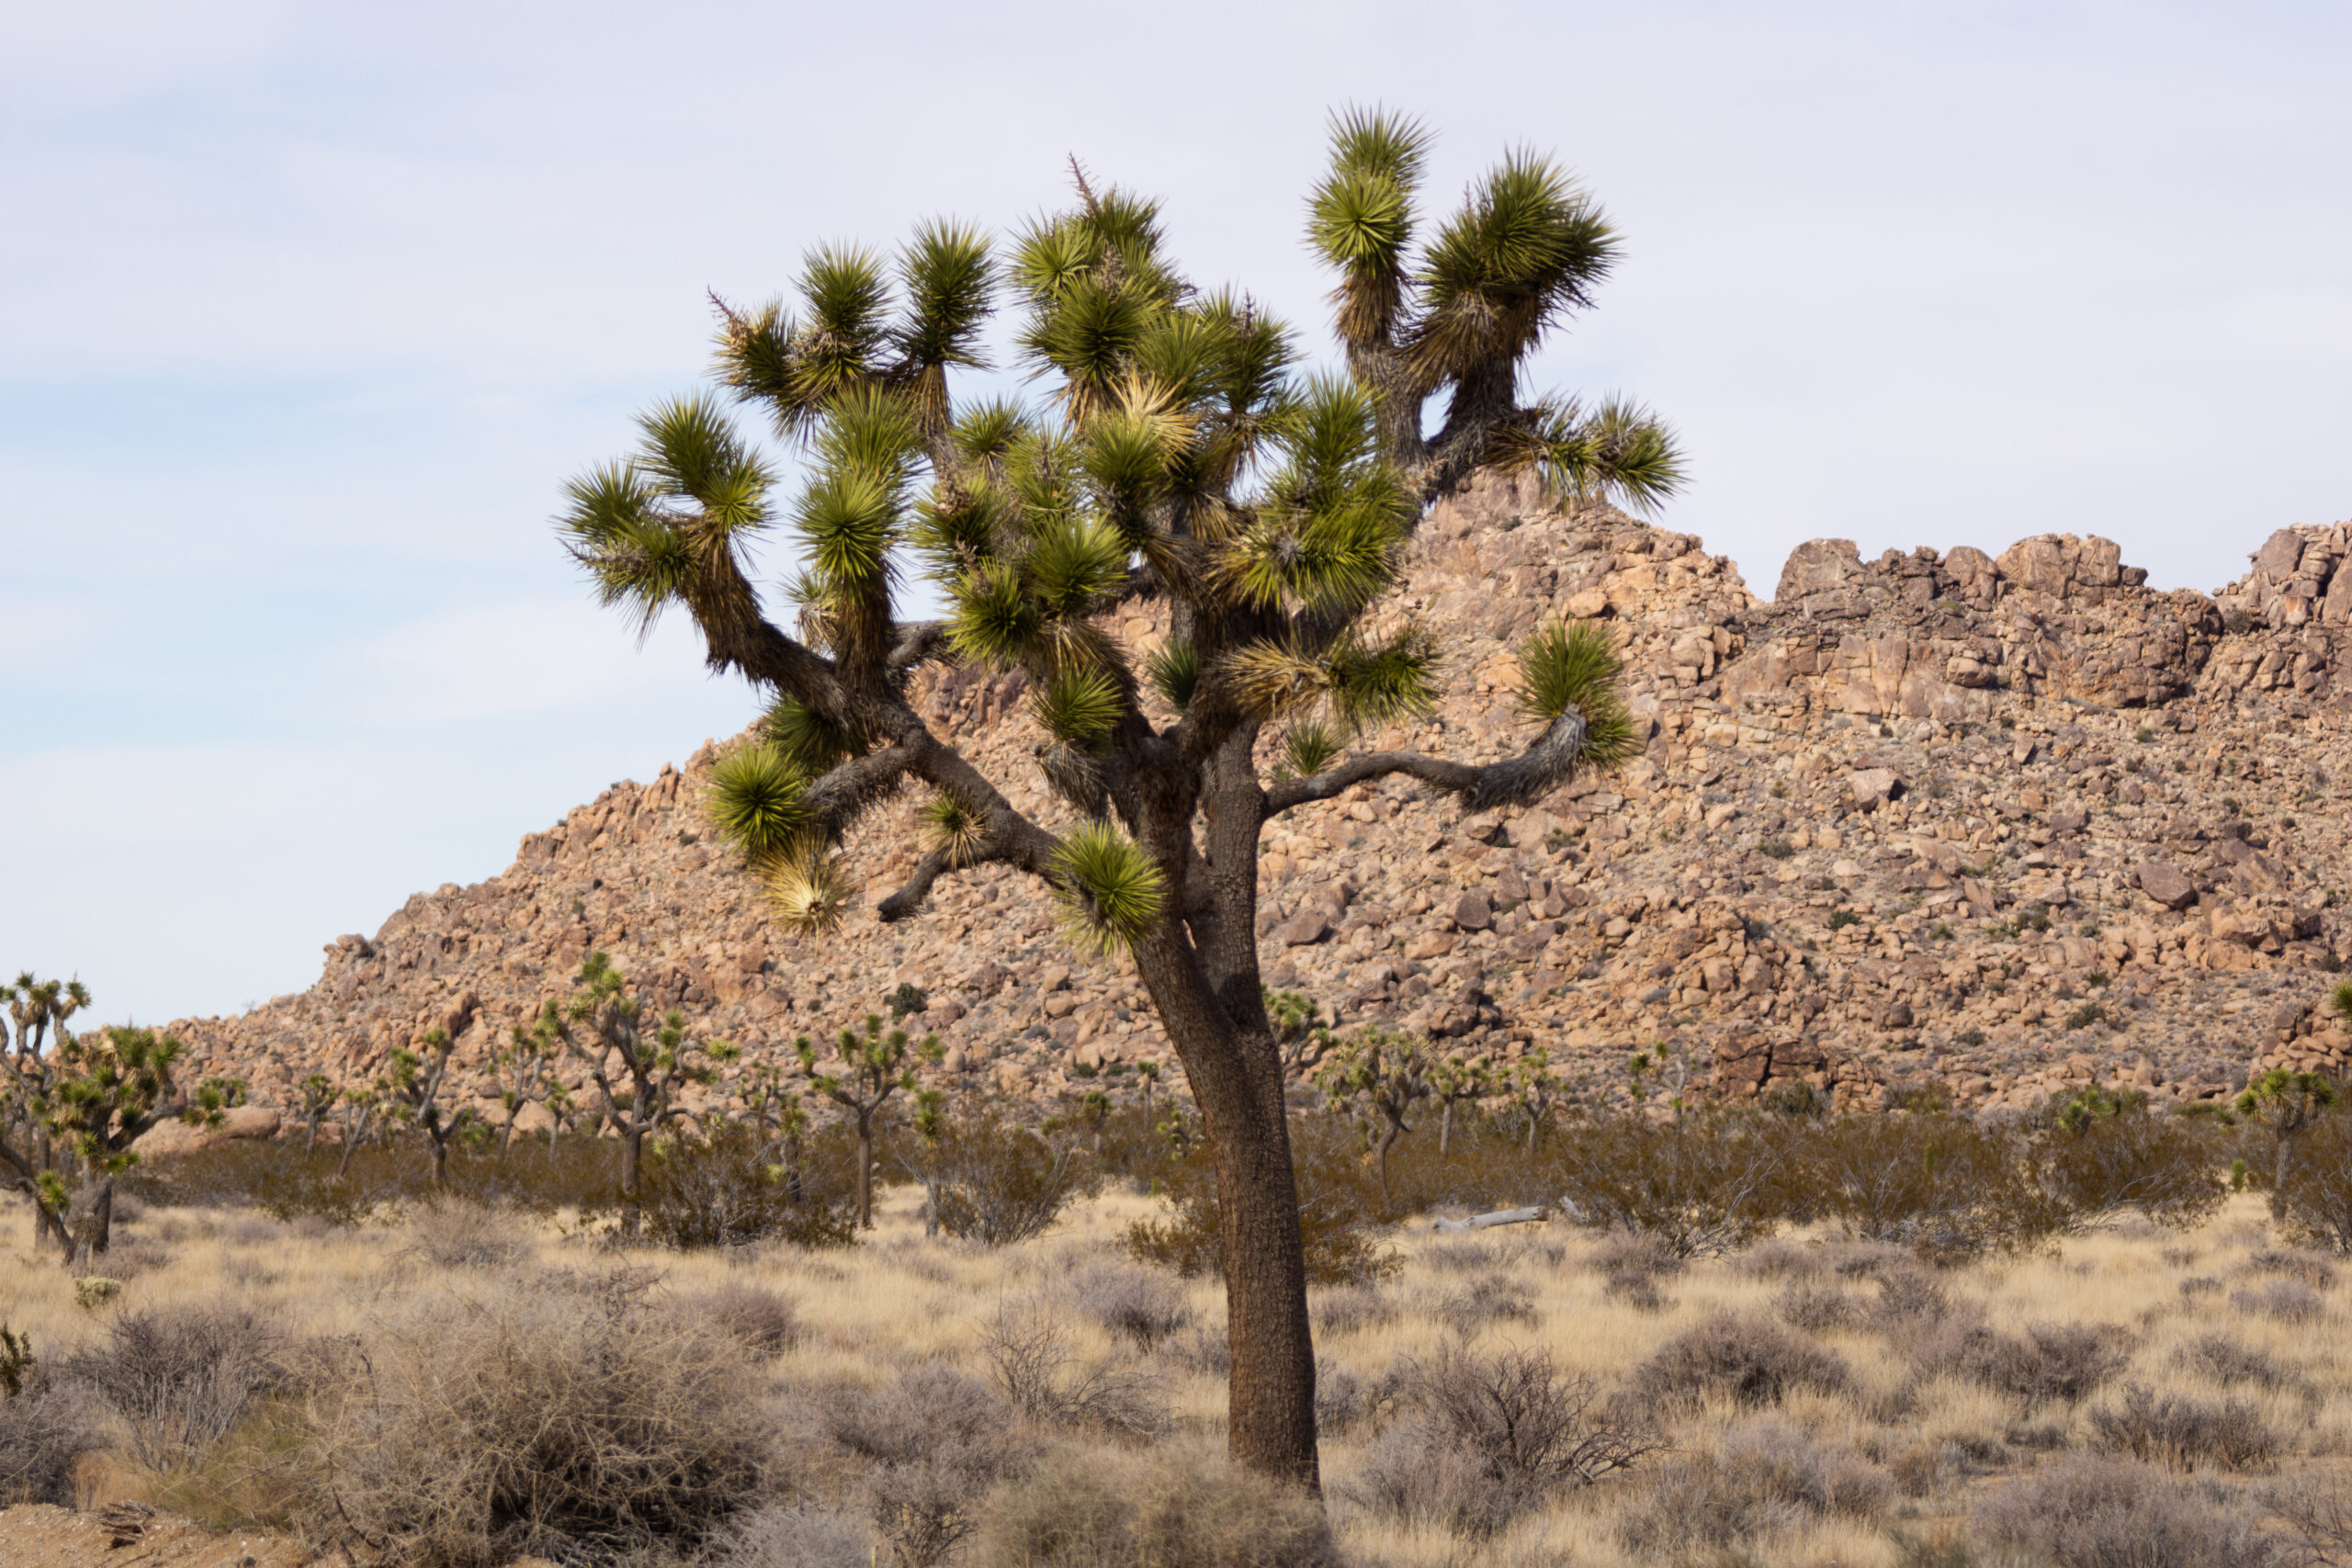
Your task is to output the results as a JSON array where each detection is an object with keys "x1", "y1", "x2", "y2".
[{"x1": 1263, "y1": 712, "x2": 1591, "y2": 817}]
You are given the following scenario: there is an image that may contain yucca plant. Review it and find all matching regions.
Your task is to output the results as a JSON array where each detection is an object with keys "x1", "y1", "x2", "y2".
[{"x1": 560, "y1": 110, "x2": 1677, "y2": 1487}]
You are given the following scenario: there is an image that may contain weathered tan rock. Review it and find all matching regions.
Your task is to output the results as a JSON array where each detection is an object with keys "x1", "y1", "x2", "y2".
[
  {"x1": 2136, "y1": 862, "x2": 2198, "y2": 910},
  {"x1": 132, "y1": 1105, "x2": 282, "y2": 1160}
]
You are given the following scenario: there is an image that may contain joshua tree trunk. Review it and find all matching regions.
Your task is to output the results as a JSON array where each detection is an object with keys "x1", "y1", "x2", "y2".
[
  {"x1": 618, "y1": 1119, "x2": 644, "y2": 1238},
  {"x1": 1144, "y1": 959, "x2": 1319, "y2": 1490},
  {"x1": 854, "y1": 1109, "x2": 876, "y2": 1230},
  {"x1": 74, "y1": 1176, "x2": 116, "y2": 1261}
]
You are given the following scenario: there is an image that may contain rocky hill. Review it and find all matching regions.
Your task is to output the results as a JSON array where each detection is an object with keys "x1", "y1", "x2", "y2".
[{"x1": 153, "y1": 473, "x2": 2352, "y2": 1130}]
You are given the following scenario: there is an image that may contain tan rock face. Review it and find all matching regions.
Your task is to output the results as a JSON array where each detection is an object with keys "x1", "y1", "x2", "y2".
[{"x1": 140, "y1": 471, "x2": 2352, "y2": 1121}]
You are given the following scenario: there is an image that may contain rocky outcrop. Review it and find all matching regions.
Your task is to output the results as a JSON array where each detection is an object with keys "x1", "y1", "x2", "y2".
[{"x1": 143, "y1": 473, "x2": 2352, "y2": 1125}]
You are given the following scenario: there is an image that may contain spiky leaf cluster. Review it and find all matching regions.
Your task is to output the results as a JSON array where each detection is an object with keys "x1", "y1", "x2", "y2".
[{"x1": 1515, "y1": 619, "x2": 1640, "y2": 769}]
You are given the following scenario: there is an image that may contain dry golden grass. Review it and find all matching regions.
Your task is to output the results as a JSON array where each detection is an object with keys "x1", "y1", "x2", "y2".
[{"x1": 7, "y1": 1189, "x2": 2352, "y2": 1566}]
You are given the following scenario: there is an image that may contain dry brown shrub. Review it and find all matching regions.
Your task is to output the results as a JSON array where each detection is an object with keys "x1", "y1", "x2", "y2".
[
  {"x1": 397, "y1": 1201, "x2": 532, "y2": 1270},
  {"x1": 1069, "y1": 1263, "x2": 1191, "y2": 1353},
  {"x1": 681, "y1": 1281, "x2": 801, "y2": 1356},
  {"x1": 1973, "y1": 1454, "x2": 2275, "y2": 1568},
  {"x1": 923, "y1": 1110, "x2": 1101, "y2": 1247},
  {"x1": 2086, "y1": 1382, "x2": 2281, "y2": 1472},
  {"x1": 1589, "y1": 1229, "x2": 1687, "y2": 1306},
  {"x1": 2271, "y1": 1109, "x2": 2352, "y2": 1255},
  {"x1": 1309, "y1": 1285, "x2": 1396, "y2": 1337},
  {"x1": 974, "y1": 1438, "x2": 1333, "y2": 1568},
  {"x1": 63, "y1": 1304, "x2": 286, "y2": 1471},
  {"x1": 2042, "y1": 1107, "x2": 2230, "y2": 1231},
  {"x1": 1775, "y1": 1280, "x2": 1863, "y2": 1333},
  {"x1": 634, "y1": 1122, "x2": 857, "y2": 1250},
  {"x1": 0, "y1": 1357, "x2": 102, "y2": 1506},
  {"x1": 2245, "y1": 1247, "x2": 2339, "y2": 1289},
  {"x1": 710, "y1": 1504, "x2": 875, "y2": 1568},
  {"x1": 1616, "y1": 1419, "x2": 1891, "y2": 1557},
  {"x1": 1617, "y1": 1313, "x2": 1850, "y2": 1414},
  {"x1": 2173, "y1": 1334, "x2": 2303, "y2": 1394},
  {"x1": 813, "y1": 1361, "x2": 1018, "y2": 1568},
  {"x1": 1936, "y1": 1322, "x2": 2132, "y2": 1407},
  {"x1": 1351, "y1": 1343, "x2": 1657, "y2": 1539},
  {"x1": 1434, "y1": 1271, "x2": 1539, "y2": 1333},
  {"x1": 295, "y1": 1269, "x2": 776, "y2": 1568},
  {"x1": 978, "y1": 1299, "x2": 1169, "y2": 1440},
  {"x1": 2233, "y1": 1279, "x2": 2325, "y2": 1324},
  {"x1": 1550, "y1": 1113, "x2": 1790, "y2": 1258},
  {"x1": 1786, "y1": 1112, "x2": 2064, "y2": 1262}
]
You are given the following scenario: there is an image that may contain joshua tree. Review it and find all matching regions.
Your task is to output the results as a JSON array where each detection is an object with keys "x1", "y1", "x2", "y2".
[
  {"x1": 1315, "y1": 1027, "x2": 1430, "y2": 1200},
  {"x1": 2238, "y1": 1067, "x2": 2341, "y2": 1210},
  {"x1": 1267, "y1": 989, "x2": 1334, "y2": 1079},
  {"x1": 386, "y1": 1029, "x2": 473, "y2": 1187},
  {"x1": 491, "y1": 1008, "x2": 563, "y2": 1156},
  {"x1": 1428, "y1": 1050, "x2": 1492, "y2": 1156},
  {"x1": 40, "y1": 1027, "x2": 226, "y2": 1262},
  {"x1": 548, "y1": 952, "x2": 727, "y2": 1235},
  {"x1": 295, "y1": 1073, "x2": 339, "y2": 1155},
  {"x1": 798, "y1": 1013, "x2": 935, "y2": 1228},
  {"x1": 559, "y1": 111, "x2": 1665, "y2": 1484},
  {"x1": 1510, "y1": 1047, "x2": 1564, "y2": 1152}
]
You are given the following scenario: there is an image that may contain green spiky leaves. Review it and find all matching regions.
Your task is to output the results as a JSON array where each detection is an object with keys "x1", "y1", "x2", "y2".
[
  {"x1": 1515, "y1": 619, "x2": 1639, "y2": 767},
  {"x1": 1145, "y1": 638, "x2": 1200, "y2": 712},
  {"x1": 1031, "y1": 666, "x2": 1125, "y2": 750},
  {"x1": 1051, "y1": 820, "x2": 1165, "y2": 955},
  {"x1": 707, "y1": 744, "x2": 812, "y2": 862},
  {"x1": 1218, "y1": 378, "x2": 1414, "y2": 615},
  {"x1": 559, "y1": 395, "x2": 771, "y2": 639},
  {"x1": 1414, "y1": 152, "x2": 1616, "y2": 386},
  {"x1": 922, "y1": 791, "x2": 988, "y2": 866},
  {"x1": 1308, "y1": 107, "x2": 1430, "y2": 348},
  {"x1": 1282, "y1": 721, "x2": 1341, "y2": 779},
  {"x1": 1492, "y1": 396, "x2": 1685, "y2": 515}
]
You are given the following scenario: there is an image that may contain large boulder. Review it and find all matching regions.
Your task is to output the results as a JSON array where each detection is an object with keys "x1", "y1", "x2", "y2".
[{"x1": 131, "y1": 1105, "x2": 282, "y2": 1160}]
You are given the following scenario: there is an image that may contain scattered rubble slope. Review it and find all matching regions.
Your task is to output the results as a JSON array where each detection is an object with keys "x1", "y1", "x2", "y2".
[{"x1": 150, "y1": 473, "x2": 2352, "y2": 1130}]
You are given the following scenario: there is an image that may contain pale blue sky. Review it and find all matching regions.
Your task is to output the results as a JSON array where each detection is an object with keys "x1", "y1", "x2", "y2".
[{"x1": 5, "y1": 1, "x2": 2347, "y2": 1024}]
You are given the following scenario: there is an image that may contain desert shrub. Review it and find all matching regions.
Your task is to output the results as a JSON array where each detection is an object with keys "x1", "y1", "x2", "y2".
[
  {"x1": 1549, "y1": 1113, "x2": 1790, "y2": 1258},
  {"x1": 397, "y1": 1201, "x2": 533, "y2": 1269},
  {"x1": 1313, "y1": 1361, "x2": 1402, "y2": 1437},
  {"x1": 2232, "y1": 1280, "x2": 2324, "y2": 1324},
  {"x1": 1775, "y1": 1280, "x2": 1863, "y2": 1333},
  {"x1": 1309, "y1": 1285, "x2": 1396, "y2": 1337},
  {"x1": 1618, "y1": 1313, "x2": 1849, "y2": 1413},
  {"x1": 1617, "y1": 1420, "x2": 1891, "y2": 1556},
  {"x1": 1435, "y1": 1271, "x2": 1539, "y2": 1332},
  {"x1": 922, "y1": 1110, "x2": 1100, "y2": 1247},
  {"x1": 1589, "y1": 1228, "x2": 1687, "y2": 1308},
  {"x1": 296, "y1": 1269, "x2": 776, "y2": 1568},
  {"x1": 0, "y1": 1327, "x2": 103, "y2": 1507},
  {"x1": 1873, "y1": 1263, "x2": 1959, "y2": 1325},
  {"x1": 2272, "y1": 1473, "x2": 2352, "y2": 1568},
  {"x1": 2041, "y1": 1107, "x2": 2229, "y2": 1231},
  {"x1": 632, "y1": 1122, "x2": 857, "y2": 1250},
  {"x1": 680, "y1": 1281, "x2": 801, "y2": 1356},
  {"x1": 1351, "y1": 1344, "x2": 1655, "y2": 1539},
  {"x1": 1124, "y1": 1113, "x2": 1399, "y2": 1286},
  {"x1": 1069, "y1": 1263, "x2": 1191, "y2": 1353},
  {"x1": 2245, "y1": 1247, "x2": 2338, "y2": 1289},
  {"x1": 2086, "y1": 1383, "x2": 2281, "y2": 1472},
  {"x1": 975, "y1": 1438, "x2": 1333, "y2": 1568},
  {"x1": 711, "y1": 1505, "x2": 876, "y2": 1568},
  {"x1": 64, "y1": 1304, "x2": 286, "y2": 1470},
  {"x1": 816, "y1": 1362, "x2": 1017, "y2": 1568},
  {"x1": 2173, "y1": 1334, "x2": 2301, "y2": 1394},
  {"x1": 979, "y1": 1299, "x2": 1169, "y2": 1440},
  {"x1": 126, "y1": 1135, "x2": 625, "y2": 1224},
  {"x1": 1973, "y1": 1454, "x2": 2275, "y2": 1568},
  {"x1": 2275, "y1": 1111, "x2": 2352, "y2": 1253},
  {"x1": 1788, "y1": 1112, "x2": 2064, "y2": 1262},
  {"x1": 1937, "y1": 1322, "x2": 2132, "y2": 1407}
]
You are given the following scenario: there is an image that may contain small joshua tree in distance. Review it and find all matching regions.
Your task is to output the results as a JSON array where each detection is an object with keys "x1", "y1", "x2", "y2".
[{"x1": 799, "y1": 1013, "x2": 937, "y2": 1228}]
